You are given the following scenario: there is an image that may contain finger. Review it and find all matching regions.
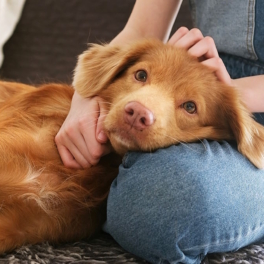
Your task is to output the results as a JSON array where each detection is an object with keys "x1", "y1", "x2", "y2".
[
  {"x1": 188, "y1": 36, "x2": 219, "y2": 60},
  {"x1": 56, "y1": 144, "x2": 83, "y2": 169},
  {"x1": 58, "y1": 118, "x2": 92, "y2": 167},
  {"x1": 59, "y1": 133, "x2": 92, "y2": 168},
  {"x1": 96, "y1": 130, "x2": 112, "y2": 158},
  {"x1": 76, "y1": 114, "x2": 98, "y2": 156},
  {"x1": 201, "y1": 57, "x2": 232, "y2": 85},
  {"x1": 56, "y1": 120, "x2": 94, "y2": 168},
  {"x1": 173, "y1": 28, "x2": 204, "y2": 50},
  {"x1": 76, "y1": 101, "x2": 108, "y2": 164},
  {"x1": 82, "y1": 104, "x2": 111, "y2": 159},
  {"x1": 94, "y1": 98, "x2": 112, "y2": 157},
  {"x1": 97, "y1": 130, "x2": 108, "y2": 143},
  {"x1": 96, "y1": 99, "x2": 109, "y2": 143},
  {"x1": 168, "y1": 27, "x2": 189, "y2": 46}
]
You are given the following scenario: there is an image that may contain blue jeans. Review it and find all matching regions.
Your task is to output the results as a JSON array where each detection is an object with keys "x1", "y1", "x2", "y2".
[
  {"x1": 103, "y1": 55, "x2": 264, "y2": 264},
  {"x1": 189, "y1": 0, "x2": 264, "y2": 62},
  {"x1": 220, "y1": 53, "x2": 264, "y2": 126}
]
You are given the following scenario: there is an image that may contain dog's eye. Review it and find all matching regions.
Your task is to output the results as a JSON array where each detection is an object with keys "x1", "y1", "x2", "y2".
[
  {"x1": 182, "y1": 101, "x2": 196, "y2": 114},
  {"x1": 135, "y1": 70, "x2": 147, "y2": 82}
]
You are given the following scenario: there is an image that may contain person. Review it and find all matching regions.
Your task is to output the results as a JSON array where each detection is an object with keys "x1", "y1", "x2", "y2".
[{"x1": 55, "y1": 1, "x2": 264, "y2": 263}]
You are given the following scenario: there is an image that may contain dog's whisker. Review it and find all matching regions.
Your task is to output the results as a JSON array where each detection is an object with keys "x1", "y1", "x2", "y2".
[
  {"x1": 78, "y1": 111, "x2": 108, "y2": 119},
  {"x1": 100, "y1": 101, "x2": 113, "y2": 106},
  {"x1": 100, "y1": 95, "x2": 114, "y2": 100},
  {"x1": 161, "y1": 133, "x2": 201, "y2": 153},
  {"x1": 182, "y1": 131, "x2": 207, "y2": 150}
]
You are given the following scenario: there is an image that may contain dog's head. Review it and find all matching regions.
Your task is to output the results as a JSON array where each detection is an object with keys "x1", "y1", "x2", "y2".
[{"x1": 73, "y1": 39, "x2": 264, "y2": 169}]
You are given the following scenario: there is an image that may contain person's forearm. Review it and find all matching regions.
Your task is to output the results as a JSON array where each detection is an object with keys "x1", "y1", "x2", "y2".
[
  {"x1": 232, "y1": 75, "x2": 264, "y2": 113},
  {"x1": 111, "y1": 0, "x2": 182, "y2": 45}
]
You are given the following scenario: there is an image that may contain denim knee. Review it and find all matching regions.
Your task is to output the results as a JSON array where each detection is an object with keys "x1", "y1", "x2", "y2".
[{"x1": 103, "y1": 141, "x2": 264, "y2": 264}]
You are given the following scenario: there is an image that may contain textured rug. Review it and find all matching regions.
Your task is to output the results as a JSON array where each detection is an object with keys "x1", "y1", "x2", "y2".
[{"x1": 1, "y1": 233, "x2": 264, "y2": 264}]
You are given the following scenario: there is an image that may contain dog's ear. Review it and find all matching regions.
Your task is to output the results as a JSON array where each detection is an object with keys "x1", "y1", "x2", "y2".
[
  {"x1": 72, "y1": 40, "x2": 158, "y2": 98},
  {"x1": 224, "y1": 89, "x2": 264, "y2": 169},
  {"x1": 73, "y1": 44, "x2": 121, "y2": 97}
]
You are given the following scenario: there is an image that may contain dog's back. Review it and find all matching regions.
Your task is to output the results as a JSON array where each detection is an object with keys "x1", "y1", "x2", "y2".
[{"x1": 0, "y1": 82, "x2": 119, "y2": 252}]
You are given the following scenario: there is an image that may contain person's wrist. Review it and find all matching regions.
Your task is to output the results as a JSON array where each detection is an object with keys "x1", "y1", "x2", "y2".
[
  {"x1": 110, "y1": 27, "x2": 145, "y2": 46},
  {"x1": 72, "y1": 90, "x2": 87, "y2": 104}
]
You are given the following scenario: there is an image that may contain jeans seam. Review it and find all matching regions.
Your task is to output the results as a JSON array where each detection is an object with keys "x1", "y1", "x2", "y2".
[
  {"x1": 220, "y1": 53, "x2": 264, "y2": 71},
  {"x1": 236, "y1": 57, "x2": 264, "y2": 70},
  {"x1": 182, "y1": 223, "x2": 264, "y2": 252},
  {"x1": 246, "y1": 0, "x2": 257, "y2": 60},
  {"x1": 189, "y1": 0, "x2": 196, "y2": 27}
]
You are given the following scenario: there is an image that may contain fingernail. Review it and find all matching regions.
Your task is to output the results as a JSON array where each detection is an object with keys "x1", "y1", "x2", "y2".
[{"x1": 98, "y1": 131, "x2": 107, "y2": 142}]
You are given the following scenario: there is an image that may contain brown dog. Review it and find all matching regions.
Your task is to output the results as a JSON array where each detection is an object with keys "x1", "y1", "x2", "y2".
[{"x1": 0, "y1": 39, "x2": 263, "y2": 253}]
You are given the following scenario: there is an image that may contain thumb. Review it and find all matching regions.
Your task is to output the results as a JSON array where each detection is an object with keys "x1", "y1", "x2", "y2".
[
  {"x1": 96, "y1": 98, "x2": 109, "y2": 143},
  {"x1": 97, "y1": 129, "x2": 108, "y2": 143}
]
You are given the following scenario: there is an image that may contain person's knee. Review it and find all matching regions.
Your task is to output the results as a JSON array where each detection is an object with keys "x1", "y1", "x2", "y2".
[
  {"x1": 104, "y1": 145, "x2": 220, "y2": 263},
  {"x1": 104, "y1": 142, "x2": 264, "y2": 263}
]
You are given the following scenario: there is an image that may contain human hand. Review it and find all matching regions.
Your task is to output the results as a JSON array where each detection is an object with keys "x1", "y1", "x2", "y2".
[
  {"x1": 168, "y1": 27, "x2": 232, "y2": 86},
  {"x1": 55, "y1": 92, "x2": 111, "y2": 169}
]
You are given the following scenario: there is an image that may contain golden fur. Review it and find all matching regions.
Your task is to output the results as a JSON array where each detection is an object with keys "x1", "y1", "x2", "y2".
[{"x1": 0, "y1": 39, "x2": 263, "y2": 253}]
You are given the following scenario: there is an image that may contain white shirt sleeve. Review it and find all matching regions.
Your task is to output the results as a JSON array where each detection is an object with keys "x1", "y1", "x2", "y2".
[{"x1": 0, "y1": 0, "x2": 26, "y2": 68}]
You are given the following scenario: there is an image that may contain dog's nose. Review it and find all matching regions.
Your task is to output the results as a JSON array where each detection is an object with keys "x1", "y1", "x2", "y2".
[{"x1": 124, "y1": 101, "x2": 155, "y2": 130}]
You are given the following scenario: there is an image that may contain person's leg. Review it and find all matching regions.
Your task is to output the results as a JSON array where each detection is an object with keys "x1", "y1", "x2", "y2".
[{"x1": 103, "y1": 140, "x2": 264, "y2": 264}]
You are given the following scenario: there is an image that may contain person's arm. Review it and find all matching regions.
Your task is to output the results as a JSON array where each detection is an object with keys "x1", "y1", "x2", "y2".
[
  {"x1": 232, "y1": 76, "x2": 264, "y2": 113},
  {"x1": 111, "y1": 0, "x2": 182, "y2": 45}
]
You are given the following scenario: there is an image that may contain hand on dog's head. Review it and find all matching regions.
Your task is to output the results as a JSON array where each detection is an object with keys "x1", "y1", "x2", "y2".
[{"x1": 73, "y1": 39, "x2": 264, "y2": 169}]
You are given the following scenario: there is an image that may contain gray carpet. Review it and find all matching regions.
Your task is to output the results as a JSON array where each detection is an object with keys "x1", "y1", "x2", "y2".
[{"x1": 1, "y1": 232, "x2": 264, "y2": 264}]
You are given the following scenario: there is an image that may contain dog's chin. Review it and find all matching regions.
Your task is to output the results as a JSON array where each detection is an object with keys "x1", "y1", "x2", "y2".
[
  {"x1": 108, "y1": 130, "x2": 140, "y2": 156},
  {"x1": 107, "y1": 129, "x2": 175, "y2": 156}
]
